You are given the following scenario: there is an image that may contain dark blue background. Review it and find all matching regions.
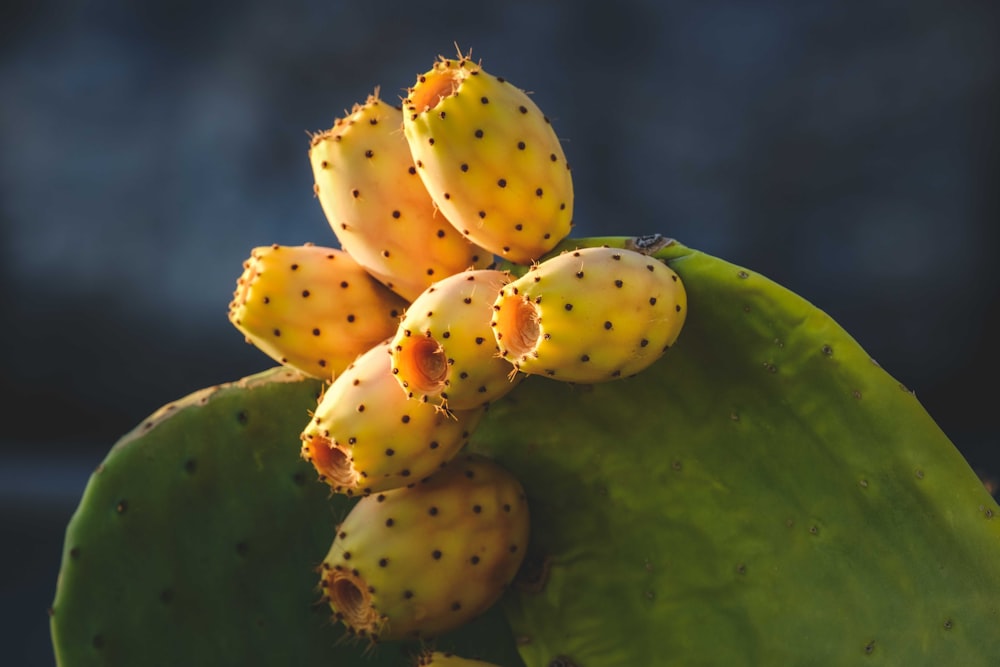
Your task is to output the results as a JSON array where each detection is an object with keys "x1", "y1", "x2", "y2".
[{"x1": 3, "y1": 1, "x2": 997, "y2": 663}]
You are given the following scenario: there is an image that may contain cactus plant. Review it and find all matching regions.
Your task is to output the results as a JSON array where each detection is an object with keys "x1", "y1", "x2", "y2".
[{"x1": 53, "y1": 235, "x2": 1000, "y2": 665}]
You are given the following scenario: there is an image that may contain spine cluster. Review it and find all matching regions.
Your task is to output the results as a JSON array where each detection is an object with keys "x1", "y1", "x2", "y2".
[{"x1": 226, "y1": 50, "x2": 688, "y2": 644}]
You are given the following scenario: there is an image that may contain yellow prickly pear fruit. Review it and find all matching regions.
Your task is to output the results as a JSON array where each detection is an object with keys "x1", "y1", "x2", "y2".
[
  {"x1": 415, "y1": 651, "x2": 502, "y2": 667},
  {"x1": 391, "y1": 269, "x2": 522, "y2": 410},
  {"x1": 309, "y1": 92, "x2": 492, "y2": 301},
  {"x1": 300, "y1": 341, "x2": 484, "y2": 496},
  {"x1": 228, "y1": 244, "x2": 407, "y2": 379},
  {"x1": 319, "y1": 454, "x2": 530, "y2": 641},
  {"x1": 402, "y1": 56, "x2": 573, "y2": 264},
  {"x1": 491, "y1": 246, "x2": 687, "y2": 382}
]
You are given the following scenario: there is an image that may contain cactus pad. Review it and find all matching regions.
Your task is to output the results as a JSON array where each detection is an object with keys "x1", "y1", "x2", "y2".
[
  {"x1": 50, "y1": 368, "x2": 524, "y2": 666},
  {"x1": 472, "y1": 236, "x2": 1000, "y2": 666}
]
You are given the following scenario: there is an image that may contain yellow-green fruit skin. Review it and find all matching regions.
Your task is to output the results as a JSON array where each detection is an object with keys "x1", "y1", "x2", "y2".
[
  {"x1": 402, "y1": 58, "x2": 573, "y2": 264},
  {"x1": 416, "y1": 651, "x2": 502, "y2": 667},
  {"x1": 492, "y1": 246, "x2": 687, "y2": 382},
  {"x1": 228, "y1": 244, "x2": 407, "y2": 380},
  {"x1": 391, "y1": 269, "x2": 522, "y2": 410},
  {"x1": 319, "y1": 454, "x2": 529, "y2": 641},
  {"x1": 300, "y1": 341, "x2": 484, "y2": 496},
  {"x1": 309, "y1": 93, "x2": 492, "y2": 301}
]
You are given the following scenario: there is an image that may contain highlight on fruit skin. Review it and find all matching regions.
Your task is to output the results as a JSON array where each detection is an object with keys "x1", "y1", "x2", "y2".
[
  {"x1": 391, "y1": 269, "x2": 522, "y2": 410},
  {"x1": 309, "y1": 91, "x2": 492, "y2": 301},
  {"x1": 491, "y1": 246, "x2": 687, "y2": 382},
  {"x1": 402, "y1": 54, "x2": 574, "y2": 264},
  {"x1": 319, "y1": 454, "x2": 530, "y2": 642},
  {"x1": 300, "y1": 340, "x2": 485, "y2": 496},
  {"x1": 228, "y1": 244, "x2": 408, "y2": 380}
]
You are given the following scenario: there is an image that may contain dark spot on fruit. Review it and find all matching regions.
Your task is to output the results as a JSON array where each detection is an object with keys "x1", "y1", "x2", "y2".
[
  {"x1": 473, "y1": 504, "x2": 482, "y2": 513},
  {"x1": 273, "y1": 328, "x2": 281, "y2": 337},
  {"x1": 475, "y1": 337, "x2": 485, "y2": 345},
  {"x1": 392, "y1": 210, "x2": 401, "y2": 218},
  {"x1": 536, "y1": 187, "x2": 543, "y2": 197},
  {"x1": 401, "y1": 415, "x2": 410, "y2": 423},
  {"x1": 313, "y1": 328, "x2": 321, "y2": 336},
  {"x1": 498, "y1": 178, "x2": 507, "y2": 188},
  {"x1": 401, "y1": 469, "x2": 411, "y2": 477},
  {"x1": 432, "y1": 550, "x2": 442, "y2": 560},
  {"x1": 429, "y1": 506, "x2": 439, "y2": 516},
  {"x1": 519, "y1": 105, "x2": 527, "y2": 113},
  {"x1": 184, "y1": 458, "x2": 197, "y2": 474},
  {"x1": 352, "y1": 189, "x2": 360, "y2": 198},
  {"x1": 581, "y1": 354, "x2": 590, "y2": 362},
  {"x1": 237, "y1": 410, "x2": 249, "y2": 425},
  {"x1": 604, "y1": 321, "x2": 612, "y2": 330},
  {"x1": 475, "y1": 129, "x2": 484, "y2": 138},
  {"x1": 379, "y1": 558, "x2": 389, "y2": 567},
  {"x1": 649, "y1": 297, "x2": 657, "y2": 305},
  {"x1": 640, "y1": 339, "x2": 649, "y2": 347},
  {"x1": 408, "y1": 166, "x2": 416, "y2": 175},
  {"x1": 550, "y1": 153, "x2": 557, "y2": 161},
  {"x1": 430, "y1": 441, "x2": 439, "y2": 449},
  {"x1": 615, "y1": 280, "x2": 623, "y2": 288},
  {"x1": 404, "y1": 590, "x2": 414, "y2": 599},
  {"x1": 365, "y1": 149, "x2": 374, "y2": 158}
]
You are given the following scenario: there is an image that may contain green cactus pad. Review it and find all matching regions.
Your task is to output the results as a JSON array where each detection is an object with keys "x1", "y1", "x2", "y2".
[
  {"x1": 471, "y1": 236, "x2": 1000, "y2": 666},
  {"x1": 50, "y1": 368, "x2": 525, "y2": 667}
]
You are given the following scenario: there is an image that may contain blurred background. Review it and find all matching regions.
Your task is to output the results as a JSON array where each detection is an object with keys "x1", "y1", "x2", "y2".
[{"x1": 3, "y1": 0, "x2": 998, "y2": 663}]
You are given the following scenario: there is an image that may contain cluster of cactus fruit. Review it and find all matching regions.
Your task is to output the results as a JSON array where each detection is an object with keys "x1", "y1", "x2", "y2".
[
  {"x1": 52, "y1": 48, "x2": 1000, "y2": 667},
  {"x1": 228, "y1": 52, "x2": 686, "y2": 651}
]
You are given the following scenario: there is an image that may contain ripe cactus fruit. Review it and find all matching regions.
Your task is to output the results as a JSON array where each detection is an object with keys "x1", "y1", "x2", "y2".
[
  {"x1": 391, "y1": 269, "x2": 522, "y2": 410},
  {"x1": 319, "y1": 453, "x2": 530, "y2": 641},
  {"x1": 416, "y1": 651, "x2": 502, "y2": 666},
  {"x1": 491, "y1": 245, "x2": 687, "y2": 382},
  {"x1": 228, "y1": 244, "x2": 407, "y2": 379},
  {"x1": 402, "y1": 56, "x2": 573, "y2": 264},
  {"x1": 301, "y1": 340, "x2": 484, "y2": 496},
  {"x1": 309, "y1": 92, "x2": 492, "y2": 301}
]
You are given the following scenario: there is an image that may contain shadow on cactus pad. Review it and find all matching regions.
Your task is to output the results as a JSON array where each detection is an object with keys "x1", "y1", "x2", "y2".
[{"x1": 50, "y1": 238, "x2": 1000, "y2": 666}]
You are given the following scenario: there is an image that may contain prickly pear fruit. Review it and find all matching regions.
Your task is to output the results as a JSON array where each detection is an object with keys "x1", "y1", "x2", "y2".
[
  {"x1": 391, "y1": 269, "x2": 522, "y2": 410},
  {"x1": 228, "y1": 244, "x2": 407, "y2": 379},
  {"x1": 319, "y1": 453, "x2": 530, "y2": 641},
  {"x1": 402, "y1": 56, "x2": 573, "y2": 264},
  {"x1": 301, "y1": 340, "x2": 484, "y2": 496},
  {"x1": 309, "y1": 92, "x2": 492, "y2": 301},
  {"x1": 417, "y1": 651, "x2": 502, "y2": 666},
  {"x1": 491, "y1": 245, "x2": 686, "y2": 382}
]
